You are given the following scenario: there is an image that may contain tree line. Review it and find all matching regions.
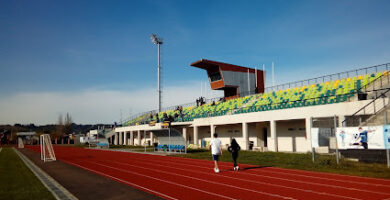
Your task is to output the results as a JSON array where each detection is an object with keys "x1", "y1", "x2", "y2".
[{"x1": 0, "y1": 113, "x2": 111, "y2": 144}]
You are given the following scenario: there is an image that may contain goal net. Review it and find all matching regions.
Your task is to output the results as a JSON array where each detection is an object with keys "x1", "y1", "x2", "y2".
[{"x1": 40, "y1": 134, "x2": 56, "y2": 162}]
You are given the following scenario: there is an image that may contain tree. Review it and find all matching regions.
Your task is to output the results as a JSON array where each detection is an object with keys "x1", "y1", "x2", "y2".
[
  {"x1": 63, "y1": 113, "x2": 73, "y2": 135},
  {"x1": 54, "y1": 114, "x2": 64, "y2": 144}
]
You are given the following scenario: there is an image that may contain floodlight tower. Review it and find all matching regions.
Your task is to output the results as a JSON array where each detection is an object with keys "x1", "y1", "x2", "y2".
[{"x1": 151, "y1": 34, "x2": 163, "y2": 112}]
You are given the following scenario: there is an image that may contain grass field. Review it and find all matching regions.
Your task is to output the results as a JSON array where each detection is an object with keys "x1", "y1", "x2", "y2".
[
  {"x1": 0, "y1": 148, "x2": 55, "y2": 200},
  {"x1": 172, "y1": 149, "x2": 390, "y2": 179}
]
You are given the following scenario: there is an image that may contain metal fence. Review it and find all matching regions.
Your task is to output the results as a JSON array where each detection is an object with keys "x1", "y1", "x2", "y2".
[{"x1": 264, "y1": 63, "x2": 390, "y2": 93}]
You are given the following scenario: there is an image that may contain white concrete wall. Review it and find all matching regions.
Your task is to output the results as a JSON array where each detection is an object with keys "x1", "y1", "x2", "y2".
[
  {"x1": 276, "y1": 120, "x2": 308, "y2": 152},
  {"x1": 87, "y1": 130, "x2": 98, "y2": 137}
]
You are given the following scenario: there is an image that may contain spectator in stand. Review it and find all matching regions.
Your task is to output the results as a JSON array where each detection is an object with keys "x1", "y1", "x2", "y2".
[
  {"x1": 168, "y1": 115, "x2": 174, "y2": 122},
  {"x1": 174, "y1": 113, "x2": 179, "y2": 120},
  {"x1": 163, "y1": 113, "x2": 168, "y2": 122},
  {"x1": 179, "y1": 106, "x2": 184, "y2": 121},
  {"x1": 155, "y1": 113, "x2": 160, "y2": 123}
]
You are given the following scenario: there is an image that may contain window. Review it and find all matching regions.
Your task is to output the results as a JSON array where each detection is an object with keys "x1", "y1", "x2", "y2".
[{"x1": 209, "y1": 72, "x2": 222, "y2": 82}]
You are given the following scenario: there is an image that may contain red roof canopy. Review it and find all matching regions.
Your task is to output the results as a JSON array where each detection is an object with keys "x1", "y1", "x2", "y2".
[{"x1": 190, "y1": 59, "x2": 256, "y2": 73}]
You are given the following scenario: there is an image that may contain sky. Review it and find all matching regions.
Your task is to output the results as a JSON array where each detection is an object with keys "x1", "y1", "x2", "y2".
[{"x1": 0, "y1": 0, "x2": 390, "y2": 125}]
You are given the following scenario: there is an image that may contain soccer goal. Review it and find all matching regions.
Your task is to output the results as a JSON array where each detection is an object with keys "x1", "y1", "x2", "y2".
[{"x1": 40, "y1": 134, "x2": 56, "y2": 162}]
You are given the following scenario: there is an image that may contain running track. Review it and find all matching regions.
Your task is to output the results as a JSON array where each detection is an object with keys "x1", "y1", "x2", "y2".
[{"x1": 26, "y1": 146, "x2": 390, "y2": 200}]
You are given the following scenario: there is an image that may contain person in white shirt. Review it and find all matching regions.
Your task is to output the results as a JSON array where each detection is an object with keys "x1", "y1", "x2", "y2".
[{"x1": 209, "y1": 133, "x2": 222, "y2": 173}]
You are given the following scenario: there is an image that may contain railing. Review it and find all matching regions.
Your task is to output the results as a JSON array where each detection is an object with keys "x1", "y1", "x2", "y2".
[
  {"x1": 340, "y1": 72, "x2": 390, "y2": 126},
  {"x1": 264, "y1": 63, "x2": 390, "y2": 93},
  {"x1": 341, "y1": 88, "x2": 390, "y2": 127},
  {"x1": 121, "y1": 62, "x2": 390, "y2": 126}
]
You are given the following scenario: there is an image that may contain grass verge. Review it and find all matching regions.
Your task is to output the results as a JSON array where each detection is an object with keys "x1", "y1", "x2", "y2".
[
  {"x1": 172, "y1": 149, "x2": 390, "y2": 179},
  {"x1": 0, "y1": 148, "x2": 55, "y2": 200}
]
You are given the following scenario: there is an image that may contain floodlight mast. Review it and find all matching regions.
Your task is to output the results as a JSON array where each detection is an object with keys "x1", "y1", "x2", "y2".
[{"x1": 151, "y1": 34, "x2": 163, "y2": 112}]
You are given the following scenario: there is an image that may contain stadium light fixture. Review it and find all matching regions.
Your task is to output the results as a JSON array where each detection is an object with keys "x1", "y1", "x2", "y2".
[{"x1": 150, "y1": 34, "x2": 163, "y2": 112}]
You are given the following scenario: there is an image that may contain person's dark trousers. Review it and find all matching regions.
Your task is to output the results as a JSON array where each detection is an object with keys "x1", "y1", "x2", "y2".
[
  {"x1": 362, "y1": 142, "x2": 368, "y2": 149},
  {"x1": 232, "y1": 152, "x2": 238, "y2": 167}
]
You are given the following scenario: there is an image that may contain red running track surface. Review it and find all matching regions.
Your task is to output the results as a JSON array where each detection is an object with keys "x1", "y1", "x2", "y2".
[{"x1": 27, "y1": 146, "x2": 390, "y2": 200}]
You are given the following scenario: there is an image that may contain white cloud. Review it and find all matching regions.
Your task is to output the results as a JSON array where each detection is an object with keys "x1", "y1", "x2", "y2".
[{"x1": 0, "y1": 81, "x2": 223, "y2": 125}]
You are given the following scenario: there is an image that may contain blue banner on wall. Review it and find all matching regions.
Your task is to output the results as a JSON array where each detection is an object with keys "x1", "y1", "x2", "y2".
[
  {"x1": 336, "y1": 126, "x2": 385, "y2": 149},
  {"x1": 383, "y1": 125, "x2": 390, "y2": 149}
]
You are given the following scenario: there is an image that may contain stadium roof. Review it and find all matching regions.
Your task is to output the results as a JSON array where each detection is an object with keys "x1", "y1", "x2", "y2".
[{"x1": 190, "y1": 59, "x2": 256, "y2": 73}]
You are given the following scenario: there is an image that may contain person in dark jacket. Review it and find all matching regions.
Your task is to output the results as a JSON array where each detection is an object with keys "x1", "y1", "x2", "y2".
[{"x1": 228, "y1": 138, "x2": 241, "y2": 171}]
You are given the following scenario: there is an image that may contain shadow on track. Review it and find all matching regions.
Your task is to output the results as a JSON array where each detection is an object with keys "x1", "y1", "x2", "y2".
[{"x1": 221, "y1": 165, "x2": 273, "y2": 172}]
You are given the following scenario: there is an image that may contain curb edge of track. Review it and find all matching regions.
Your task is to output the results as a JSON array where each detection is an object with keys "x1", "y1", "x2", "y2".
[{"x1": 13, "y1": 148, "x2": 78, "y2": 200}]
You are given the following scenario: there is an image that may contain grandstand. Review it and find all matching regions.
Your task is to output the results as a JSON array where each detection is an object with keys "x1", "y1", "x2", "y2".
[{"x1": 114, "y1": 61, "x2": 390, "y2": 153}]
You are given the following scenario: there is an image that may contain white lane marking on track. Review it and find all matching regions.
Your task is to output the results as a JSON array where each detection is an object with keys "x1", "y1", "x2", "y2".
[
  {"x1": 138, "y1": 153, "x2": 390, "y2": 189},
  {"x1": 257, "y1": 167, "x2": 390, "y2": 188},
  {"x1": 87, "y1": 160, "x2": 295, "y2": 200},
  {"x1": 39, "y1": 146, "x2": 390, "y2": 200},
  {"x1": 270, "y1": 167, "x2": 390, "y2": 183},
  {"x1": 109, "y1": 160, "x2": 361, "y2": 200},
  {"x1": 266, "y1": 167, "x2": 390, "y2": 188},
  {"x1": 93, "y1": 148, "x2": 390, "y2": 187},
  {"x1": 169, "y1": 154, "x2": 390, "y2": 187},
  {"x1": 81, "y1": 160, "x2": 238, "y2": 200},
  {"x1": 61, "y1": 160, "x2": 179, "y2": 200},
  {"x1": 116, "y1": 155, "x2": 390, "y2": 197}
]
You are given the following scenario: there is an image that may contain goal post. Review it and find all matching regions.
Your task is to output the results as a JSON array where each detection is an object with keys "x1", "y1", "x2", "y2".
[{"x1": 40, "y1": 134, "x2": 56, "y2": 162}]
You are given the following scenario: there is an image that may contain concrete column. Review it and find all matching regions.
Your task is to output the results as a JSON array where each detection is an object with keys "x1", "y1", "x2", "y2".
[
  {"x1": 242, "y1": 122, "x2": 249, "y2": 150},
  {"x1": 194, "y1": 126, "x2": 199, "y2": 145},
  {"x1": 338, "y1": 115, "x2": 345, "y2": 127},
  {"x1": 270, "y1": 120, "x2": 278, "y2": 152},
  {"x1": 210, "y1": 124, "x2": 215, "y2": 138},
  {"x1": 124, "y1": 131, "x2": 128, "y2": 145},
  {"x1": 137, "y1": 130, "x2": 141, "y2": 146},
  {"x1": 119, "y1": 132, "x2": 123, "y2": 145},
  {"x1": 306, "y1": 117, "x2": 313, "y2": 152},
  {"x1": 130, "y1": 131, "x2": 134, "y2": 145},
  {"x1": 182, "y1": 127, "x2": 187, "y2": 142},
  {"x1": 143, "y1": 130, "x2": 146, "y2": 146},
  {"x1": 114, "y1": 132, "x2": 118, "y2": 145},
  {"x1": 150, "y1": 132, "x2": 154, "y2": 144}
]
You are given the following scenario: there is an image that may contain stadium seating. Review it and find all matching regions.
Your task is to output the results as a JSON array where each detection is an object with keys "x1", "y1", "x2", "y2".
[{"x1": 124, "y1": 72, "x2": 385, "y2": 125}]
